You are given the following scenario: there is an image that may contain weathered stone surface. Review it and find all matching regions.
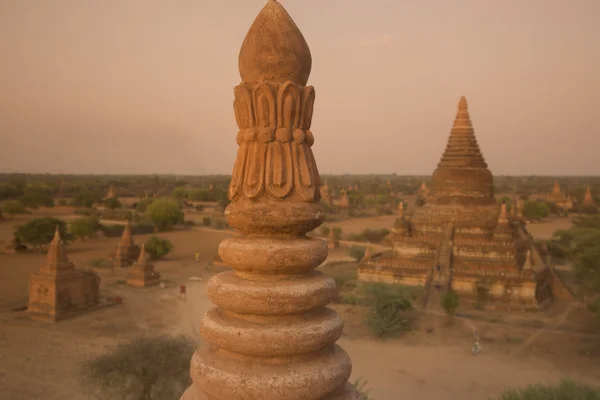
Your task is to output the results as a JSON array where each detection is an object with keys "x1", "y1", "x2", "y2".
[
  {"x1": 126, "y1": 244, "x2": 161, "y2": 288},
  {"x1": 28, "y1": 227, "x2": 101, "y2": 322},
  {"x1": 113, "y1": 219, "x2": 140, "y2": 268},
  {"x1": 184, "y1": 1, "x2": 360, "y2": 399}
]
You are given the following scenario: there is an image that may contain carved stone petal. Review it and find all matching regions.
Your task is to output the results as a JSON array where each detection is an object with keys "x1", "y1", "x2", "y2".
[{"x1": 265, "y1": 141, "x2": 294, "y2": 199}]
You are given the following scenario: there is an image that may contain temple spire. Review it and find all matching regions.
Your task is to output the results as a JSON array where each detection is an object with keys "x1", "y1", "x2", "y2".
[
  {"x1": 136, "y1": 244, "x2": 148, "y2": 265},
  {"x1": 583, "y1": 187, "x2": 594, "y2": 206},
  {"x1": 437, "y1": 96, "x2": 488, "y2": 169}
]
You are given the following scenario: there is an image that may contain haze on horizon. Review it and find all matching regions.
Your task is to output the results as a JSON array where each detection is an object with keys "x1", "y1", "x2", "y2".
[{"x1": 0, "y1": 0, "x2": 598, "y2": 176}]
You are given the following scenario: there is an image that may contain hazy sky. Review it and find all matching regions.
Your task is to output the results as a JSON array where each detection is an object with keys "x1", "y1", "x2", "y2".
[{"x1": 1, "y1": 0, "x2": 598, "y2": 175}]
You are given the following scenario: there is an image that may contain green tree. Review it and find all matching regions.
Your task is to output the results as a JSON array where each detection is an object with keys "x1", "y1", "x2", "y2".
[
  {"x1": 70, "y1": 217, "x2": 100, "y2": 241},
  {"x1": 79, "y1": 336, "x2": 194, "y2": 400},
  {"x1": 146, "y1": 199, "x2": 184, "y2": 231},
  {"x1": 2, "y1": 200, "x2": 29, "y2": 217},
  {"x1": 552, "y1": 215, "x2": 600, "y2": 292},
  {"x1": 364, "y1": 283, "x2": 413, "y2": 338},
  {"x1": 522, "y1": 201, "x2": 550, "y2": 221},
  {"x1": 171, "y1": 187, "x2": 187, "y2": 200},
  {"x1": 104, "y1": 196, "x2": 122, "y2": 210},
  {"x1": 144, "y1": 236, "x2": 174, "y2": 260},
  {"x1": 441, "y1": 290, "x2": 460, "y2": 316},
  {"x1": 18, "y1": 186, "x2": 54, "y2": 208},
  {"x1": 349, "y1": 246, "x2": 366, "y2": 261},
  {"x1": 187, "y1": 189, "x2": 214, "y2": 202},
  {"x1": 136, "y1": 198, "x2": 154, "y2": 213},
  {"x1": 14, "y1": 217, "x2": 70, "y2": 251}
]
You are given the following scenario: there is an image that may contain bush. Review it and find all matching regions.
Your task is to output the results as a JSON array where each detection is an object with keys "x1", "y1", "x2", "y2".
[
  {"x1": 104, "y1": 196, "x2": 122, "y2": 210},
  {"x1": 364, "y1": 283, "x2": 413, "y2": 338},
  {"x1": 79, "y1": 335, "x2": 194, "y2": 400},
  {"x1": 441, "y1": 290, "x2": 459, "y2": 316},
  {"x1": 202, "y1": 217, "x2": 212, "y2": 227},
  {"x1": 194, "y1": 204, "x2": 205, "y2": 212},
  {"x1": 2, "y1": 200, "x2": 29, "y2": 217},
  {"x1": 332, "y1": 227, "x2": 342, "y2": 240},
  {"x1": 522, "y1": 201, "x2": 550, "y2": 221},
  {"x1": 146, "y1": 199, "x2": 184, "y2": 231},
  {"x1": 500, "y1": 379, "x2": 600, "y2": 400},
  {"x1": 75, "y1": 208, "x2": 99, "y2": 217},
  {"x1": 188, "y1": 189, "x2": 214, "y2": 202},
  {"x1": 353, "y1": 378, "x2": 372, "y2": 400},
  {"x1": 136, "y1": 198, "x2": 154, "y2": 213},
  {"x1": 70, "y1": 217, "x2": 101, "y2": 241},
  {"x1": 14, "y1": 217, "x2": 71, "y2": 250},
  {"x1": 18, "y1": 186, "x2": 54, "y2": 208},
  {"x1": 320, "y1": 226, "x2": 331, "y2": 237},
  {"x1": 349, "y1": 246, "x2": 366, "y2": 261},
  {"x1": 144, "y1": 236, "x2": 174, "y2": 260}
]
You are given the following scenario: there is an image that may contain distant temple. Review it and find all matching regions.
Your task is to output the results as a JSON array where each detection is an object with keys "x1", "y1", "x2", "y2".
[
  {"x1": 583, "y1": 187, "x2": 595, "y2": 206},
  {"x1": 28, "y1": 228, "x2": 101, "y2": 322},
  {"x1": 359, "y1": 97, "x2": 553, "y2": 309},
  {"x1": 113, "y1": 220, "x2": 140, "y2": 267},
  {"x1": 320, "y1": 180, "x2": 331, "y2": 205},
  {"x1": 546, "y1": 181, "x2": 572, "y2": 212},
  {"x1": 417, "y1": 181, "x2": 430, "y2": 199},
  {"x1": 127, "y1": 244, "x2": 161, "y2": 288}
]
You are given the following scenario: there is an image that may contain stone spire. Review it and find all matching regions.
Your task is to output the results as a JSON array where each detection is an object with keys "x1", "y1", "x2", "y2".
[
  {"x1": 120, "y1": 219, "x2": 134, "y2": 246},
  {"x1": 127, "y1": 244, "x2": 161, "y2": 288},
  {"x1": 418, "y1": 181, "x2": 430, "y2": 197},
  {"x1": 493, "y1": 202, "x2": 512, "y2": 240},
  {"x1": 185, "y1": 1, "x2": 360, "y2": 399},
  {"x1": 43, "y1": 226, "x2": 74, "y2": 274},
  {"x1": 430, "y1": 97, "x2": 495, "y2": 206},
  {"x1": 136, "y1": 244, "x2": 148, "y2": 265},
  {"x1": 552, "y1": 180, "x2": 562, "y2": 196},
  {"x1": 106, "y1": 185, "x2": 116, "y2": 198},
  {"x1": 320, "y1": 180, "x2": 331, "y2": 205},
  {"x1": 583, "y1": 187, "x2": 594, "y2": 206},
  {"x1": 339, "y1": 189, "x2": 350, "y2": 208},
  {"x1": 397, "y1": 201, "x2": 405, "y2": 217}
]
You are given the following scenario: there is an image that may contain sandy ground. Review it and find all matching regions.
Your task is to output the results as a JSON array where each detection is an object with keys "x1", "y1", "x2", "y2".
[
  {"x1": 0, "y1": 209, "x2": 599, "y2": 400},
  {"x1": 526, "y1": 217, "x2": 573, "y2": 240}
]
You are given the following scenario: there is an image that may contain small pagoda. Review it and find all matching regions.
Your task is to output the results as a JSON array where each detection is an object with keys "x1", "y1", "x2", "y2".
[
  {"x1": 583, "y1": 187, "x2": 595, "y2": 206},
  {"x1": 126, "y1": 244, "x2": 161, "y2": 288},
  {"x1": 113, "y1": 220, "x2": 140, "y2": 267},
  {"x1": 28, "y1": 227, "x2": 101, "y2": 322},
  {"x1": 359, "y1": 97, "x2": 551, "y2": 309},
  {"x1": 546, "y1": 181, "x2": 571, "y2": 212},
  {"x1": 417, "y1": 181, "x2": 431, "y2": 199}
]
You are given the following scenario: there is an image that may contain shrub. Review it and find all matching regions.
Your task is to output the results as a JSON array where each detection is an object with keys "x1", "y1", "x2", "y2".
[
  {"x1": 136, "y1": 198, "x2": 154, "y2": 213},
  {"x1": 500, "y1": 379, "x2": 600, "y2": 400},
  {"x1": 70, "y1": 217, "x2": 101, "y2": 241},
  {"x1": 187, "y1": 189, "x2": 214, "y2": 202},
  {"x1": 202, "y1": 217, "x2": 212, "y2": 227},
  {"x1": 349, "y1": 246, "x2": 366, "y2": 261},
  {"x1": 332, "y1": 227, "x2": 343, "y2": 240},
  {"x1": 79, "y1": 335, "x2": 194, "y2": 400},
  {"x1": 441, "y1": 290, "x2": 459, "y2": 316},
  {"x1": 364, "y1": 283, "x2": 413, "y2": 338},
  {"x1": 194, "y1": 204, "x2": 205, "y2": 212},
  {"x1": 104, "y1": 196, "x2": 121, "y2": 210},
  {"x1": 320, "y1": 226, "x2": 331, "y2": 237},
  {"x1": 2, "y1": 200, "x2": 29, "y2": 217},
  {"x1": 144, "y1": 236, "x2": 174, "y2": 260},
  {"x1": 101, "y1": 209, "x2": 136, "y2": 222},
  {"x1": 522, "y1": 201, "x2": 550, "y2": 221},
  {"x1": 353, "y1": 378, "x2": 372, "y2": 400},
  {"x1": 14, "y1": 217, "x2": 71, "y2": 250},
  {"x1": 146, "y1": 199, "x2": 184, "y2": 231}
]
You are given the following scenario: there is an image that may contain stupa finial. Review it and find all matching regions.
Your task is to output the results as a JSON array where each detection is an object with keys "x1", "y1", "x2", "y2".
[{"x1": 238, "y1": 0, "x2": 312, "y2": 86}]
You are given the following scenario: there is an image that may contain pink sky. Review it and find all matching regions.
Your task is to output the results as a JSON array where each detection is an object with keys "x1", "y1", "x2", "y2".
[{"x1": 0, "y1": 0, "x2": 598, "y2": 175}]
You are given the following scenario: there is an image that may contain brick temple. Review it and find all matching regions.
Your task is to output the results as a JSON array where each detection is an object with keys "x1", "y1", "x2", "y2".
[{"x1": 359, "y1": 97, "x2": 553, "y2": 310}]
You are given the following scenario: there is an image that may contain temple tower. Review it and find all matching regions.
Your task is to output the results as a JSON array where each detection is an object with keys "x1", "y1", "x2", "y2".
[
  {"x1": 320, "y1": 180, "x2": 332, "y2": 205},
  {"x1": 28, "y1": 227, "x2": 100, "y2": 322},
  {"x1": 417, "y1": 181, "x2": 430, "y2": 198},
  {"x1": 106, "y1": 185, "x2": 116, "y2": 199},
  {"x1": 113, "y1": 220, "x2": 140, "y2": 268},
  {"x1": 184, "y1": 1, "x2": 361, "y2": 399},
  {"x1": 338, "y1": 189, "x2": 350, "y2": 208},
  {"x1": 583, "y1": 187, "x2": 595, "y2": 206},
  {"x1": 430, "y1": 96, "x2": 495, "y2": 207},
  {"x1": 126, "y1": 244, "x2": 161, "y2": 288}
]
